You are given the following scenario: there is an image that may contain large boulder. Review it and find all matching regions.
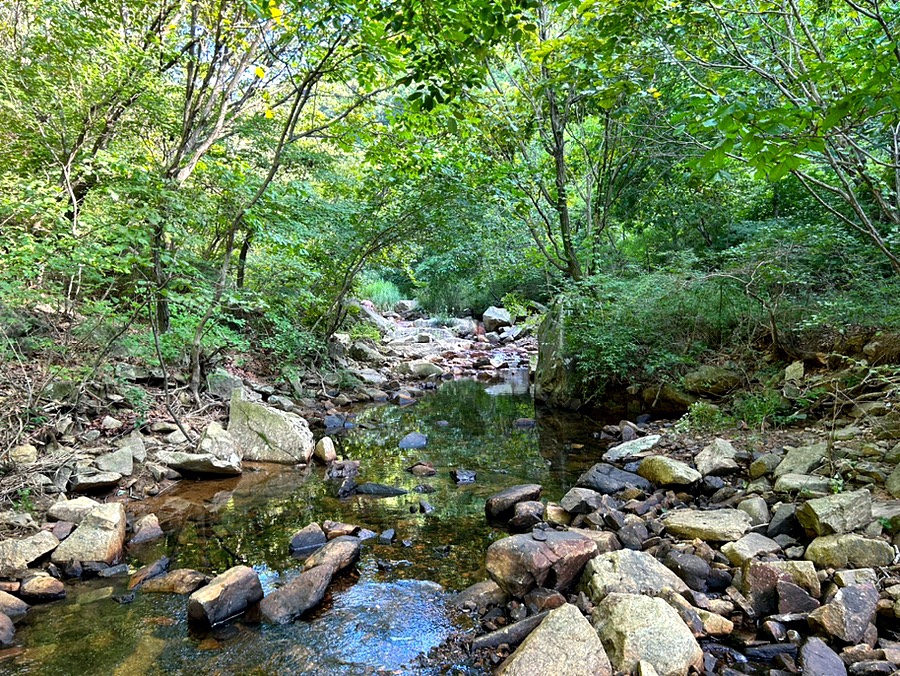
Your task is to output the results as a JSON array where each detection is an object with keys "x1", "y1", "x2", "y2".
[
  {"x1": 804, "y1": 534, "x2": 894, "y2": 568},
  {"x1": 592, "y1": 593, "x2": 703, "y2": 676},
  {"x1": 187, "y1": 565, "x2": 263, "y2": 625},
  {"x1": 259, "y1": 565, "x2": 333, "y2": 624},
  {"x1": 581, "y1": 549, "x2": 688, "y2": 603},
  {"x1": 485, "y1": 485, "x2": 543, "y2": 522},
  {"x1": 156, "y1": 450, "x2": 242, "y2": 475},
  {"x1": 682, "y1": 365, "x2": 740, "y2": 396},
  {"x1": 796, "y1": 489, "x2": 873, "y2": 536},
  {"x1": 482, "y1": 306, "x2": 513, "y2": 333},
  {"x1": 661, "y1": 509, "x2": 752, "y2": 542},
  {"x1": 0, "y1": 531, "x2": 60, "y2": 577},
  {"x1": 486, "y1": 531, "x2": 599, "y2": 598},
  {"x1": 228, "y1": 389, "x2": 314, "y2": 464},
  {"x1": 637, "y1": 456, "x2": 700, "y2": 486},
  {"x1": 51, "y1": 502, "x2": 126, "y2": 567},
  {"x1": 497, "y1": 603, "x2": 612, "y2": 676}
]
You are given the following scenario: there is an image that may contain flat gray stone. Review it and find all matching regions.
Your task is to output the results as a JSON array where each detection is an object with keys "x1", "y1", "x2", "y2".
[
  {"x1": 662, "y1": 509, "x2": 752, "y2": 542},
  {"x1": 47, "y1": 496, "x2": 99, "y2": 523},
  {"x1": 602, "y1": 436, "x2": 661, "y2": 462},
  {"x1": 721, "y1": 533, "x2": 781, "y2": 566},
  {"x1": 774, "y1": 443, "x2": 827, "y2": 478},
  {"x1": 94, "y1": 448, "x2": 133, "y2": 476},
  {"x1": 156, "y1": 450, "x2": 241, "y2": 475}
]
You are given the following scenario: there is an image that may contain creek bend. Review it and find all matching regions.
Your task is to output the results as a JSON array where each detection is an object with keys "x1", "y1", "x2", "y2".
[{"x1": 7, "y1": 378, "x2": 608, "y2": 675}]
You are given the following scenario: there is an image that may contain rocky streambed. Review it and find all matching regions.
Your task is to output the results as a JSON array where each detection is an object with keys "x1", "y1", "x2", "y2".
[{"x1": 2, "y1": 310, "x2": 900, "y2": 674}]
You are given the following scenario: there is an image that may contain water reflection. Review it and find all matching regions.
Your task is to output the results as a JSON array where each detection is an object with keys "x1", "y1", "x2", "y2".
[{"x1": 9, "y1": 379, "x2": 608, "y2": 675}]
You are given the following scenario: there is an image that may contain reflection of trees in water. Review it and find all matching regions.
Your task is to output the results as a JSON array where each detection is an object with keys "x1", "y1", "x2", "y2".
[{"x1": 168, "y1": 380, "x2": 607, "y2": 585}]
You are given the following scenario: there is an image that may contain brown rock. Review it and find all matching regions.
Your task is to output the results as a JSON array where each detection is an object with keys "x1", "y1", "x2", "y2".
[
  {"x1": 303, "y1": 536, "x2": 360, "y2": 574},
  {"x1": 19, "y1": 575, "x2": 65, "y2": 601},
  {"x1": 259, "y1": 565, "x2": 333, "y2": 624},
  {"x1": 486, "y1": 531, "x2": 598, "y2": 598},
  {"x1": 141, "y1": 569, "x2": 210, "y2": 594},
  {"x1": 187, "y1": 565, "x2": 263, "y2": 626},
  {"x1": 485, "y1": 484, "x2": 543, "y2": 521},
  {"x1": 808, "y1": 583, "x2": 879, "y2": 644}
]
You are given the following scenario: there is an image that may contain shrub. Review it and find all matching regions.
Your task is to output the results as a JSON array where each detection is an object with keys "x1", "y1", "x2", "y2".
[{"x1": 357, "y1": 275, "x2": 402, "y2": 311}]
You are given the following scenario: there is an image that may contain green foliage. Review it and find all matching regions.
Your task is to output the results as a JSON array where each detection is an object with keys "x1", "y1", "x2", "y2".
[
  {"x1": 674, "y1": 401, "x2": 731, "y2": 434},
  {"x1": 731, "y1": 390, "x2": 790, "y2": 429},
  {"x1": 13, "y1": 488, "x2": 34, "y2": 514},
  {"x1": 564, "y1": 268, "x2": 758, "y2": 394},
  {"x1": 357, "y1": 276, "x2": 402, "y2": 312},
  {"x1": 348, "y1": 322, "x2": 382, "y2": 342},
  {"x1": 260, "y1": 314, "x2": 324, "y2": 363}
]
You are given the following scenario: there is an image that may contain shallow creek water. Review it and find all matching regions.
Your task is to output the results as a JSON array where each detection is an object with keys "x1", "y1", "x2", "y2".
[{"x1": 8, "y1": 378, "x2": 610, "y2": 675}]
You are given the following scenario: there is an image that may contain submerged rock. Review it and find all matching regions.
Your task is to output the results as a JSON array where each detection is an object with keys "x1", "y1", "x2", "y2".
[
  {"x1": 259, "y1": 565, "x2": 333, "y2": 624},
  {"x1": 486, "y1": 531, "x2": 598, "y2": 598},
  {"x1": 355, "y1": 483, "x2": 407, "y2": 497},
  {"x1": 398, "y1": 432, "x2": 428, "y2": 449},
  {"x1": 187, "y1": 565, "x2": 263, "y2": 626},
  {"x1": 141, "y1": 569, "x2": 209, "y2": 594},
  {"x1": 497, "y1": 603, "x2": 612, "y2": 676}
]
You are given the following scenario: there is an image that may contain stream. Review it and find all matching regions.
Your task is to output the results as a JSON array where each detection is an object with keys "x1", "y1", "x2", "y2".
[{"x1": 7, "y1": 377, "x2": 611, "y2": 675}]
